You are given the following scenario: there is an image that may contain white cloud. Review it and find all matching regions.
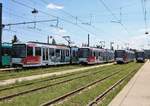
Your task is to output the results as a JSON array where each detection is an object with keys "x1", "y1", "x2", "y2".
[{"x1": 47, "y1": 3, "x2": 64, "y2": 10}]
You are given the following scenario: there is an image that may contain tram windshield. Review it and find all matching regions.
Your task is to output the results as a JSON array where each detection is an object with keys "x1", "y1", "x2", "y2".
[
  {"x1": 115, "y1": 50, "x2": 125, "y2": 58},
  {"x1": 12, "y1": 44, "x2": 26, "y2": 58},
  {"x1": 78, "y1": 48, "x2": 90, "y2": 58},
  {"x1": 137, "y1": 52, "x2": 144, "y2": 57}
]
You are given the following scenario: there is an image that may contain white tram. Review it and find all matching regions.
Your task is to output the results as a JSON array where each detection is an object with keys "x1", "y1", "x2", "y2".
[
  {"x1": 78, "y1": 47, "x2": 114, "y2": 64},
  {"x1": 12, "y1": 42, "x2": 71, "y2": 67}
]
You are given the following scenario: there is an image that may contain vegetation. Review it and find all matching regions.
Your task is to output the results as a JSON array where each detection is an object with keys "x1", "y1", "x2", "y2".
[
  {"x1": 0, "y1": 65, "x2": 83, "y2": 80},
  {"x1": 59, "y1": 63, "x2": 143, "y2": 106},
  {"x1": 0, "y1": 64, "x2": 116, "y2": 97},
  {"x1": 11, "y1": 35, "x2": 19, "y2": 44},
  {"x1": 0, "y1": 62, "x2": 143, "y2": 106}
]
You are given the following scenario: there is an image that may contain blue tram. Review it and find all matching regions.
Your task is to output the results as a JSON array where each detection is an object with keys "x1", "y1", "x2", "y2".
[
  {"x1": 115, "y1": 50, "x2": 135, "y2": 64},
  {"x1": 135, "y1": 50, "x2": 145, "y2": 62}
]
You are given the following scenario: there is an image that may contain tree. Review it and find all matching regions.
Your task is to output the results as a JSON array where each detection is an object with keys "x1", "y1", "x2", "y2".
[
  {"x1": 52, "y1": 38, "x2": 56, "y2": 45},
  {"x1": 12, "y1": 35, "x2": 19, "y2": 44}
]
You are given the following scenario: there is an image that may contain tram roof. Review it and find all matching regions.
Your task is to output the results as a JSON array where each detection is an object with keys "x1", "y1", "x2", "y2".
[
  {"x1": 115, "y1": 49, "x2": 134, "y2": 53},
  {"x1": 2, "y1": 42, "x2": 12, "y2": 48},
  {"x1": 80, "y1": 47, "x2": 106, "y2": 51},
  {"x1": 13, "y1": 41, "x2": 70, "y2": 49}
]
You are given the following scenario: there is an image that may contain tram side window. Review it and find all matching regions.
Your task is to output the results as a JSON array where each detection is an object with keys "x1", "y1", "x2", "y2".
[
  {"x1": 43, "y1": 48, "x2": 45, "y2": 60},
  {"x1": 95, "y1": 51, "x2": 98, "y2": 59},
  {"x1": 89, "y1": 50, "x2": 92, "y2": 56},
  {"x1": 56, "y1": 49, "x2": 60, "y2": 57},
  {"x1": 2, "y1": 48, "x2": 11, "y2": 56},
  {"x1": 27, "y1": 47, "x2": 33, "y2": 56},
  {"x1": 72, "y1": 50, "x2": 76, "y2": 57},
  {"x1": 46, "y1": 48, "x2": 48, "y2": 60},
  {"x1": 99, "y1": 52, "x2": 101, "y2": 56},
  {"x1": 93, "y1": 51, "x2": 96, "y2": 57},
  {"x1": 66, "y1": 50, "x2": 69, "y2": 56},
  {"x1": 35, "y1": 47, "x2": 41, "y2": 56},
  {"x1": 49, "y1": 48, "x2": 55, "y2": 56}
]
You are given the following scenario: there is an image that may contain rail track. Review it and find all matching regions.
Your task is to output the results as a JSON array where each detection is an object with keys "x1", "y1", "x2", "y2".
[
  {"x1": 40, "y1": 71, "x2": 121, "y2": 106},
  {"x1": 0, "y1": 64, "x2": 116, "y2": 92},
  {"x1": 0, "y1": 65, "x2": 120, "y2": 101},
  {"x1": 87, "y1": 69, "x2": 138, "y2": 106}
]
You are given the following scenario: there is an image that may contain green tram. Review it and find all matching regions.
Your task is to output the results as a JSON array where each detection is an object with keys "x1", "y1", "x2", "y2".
[{"x1": 2, "y1": 43, "x2": 12, "y2": 67}]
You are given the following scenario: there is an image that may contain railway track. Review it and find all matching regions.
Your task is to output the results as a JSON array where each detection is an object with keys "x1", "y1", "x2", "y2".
[
  {"x1": 40, "y1": 63, "x2": 137, "y2": 106},
  {"x1": 0, "y1": 64, "x2": 116, "y2": 92},
  {"x1": 40, "y1": 71, "x2": 121, "y2": 106},
  {"x1": 0, "y1": 65, "x2": 120, "y2": 101},
  {"x1": 87, "y1": 69, "x2": 138, "y2": 106}
]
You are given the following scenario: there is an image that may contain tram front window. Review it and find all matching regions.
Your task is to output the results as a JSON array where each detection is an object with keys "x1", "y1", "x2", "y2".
[
  {"x1": 115, "y1": 50, "x2": 124, "y2": 58},
  {"x1": 79, "y1": 48, "x2": 89, "y2": 58},
  {"x1": 12, "y1": 44, "x2": 26, "y2": 58},
  {"x1": 137, "y1": 52, "x2": 144, "y2": 57}
]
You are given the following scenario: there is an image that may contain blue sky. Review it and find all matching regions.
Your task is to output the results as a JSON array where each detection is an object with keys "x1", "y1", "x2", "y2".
[{"x1": 1, "y1": 0, "x2": 150, "y2": 49}]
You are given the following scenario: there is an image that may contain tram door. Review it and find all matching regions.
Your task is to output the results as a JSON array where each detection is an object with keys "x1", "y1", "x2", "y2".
[
  {"x1": 42, "y1": 48, "x2": 49, "y2": 64},
  {"x1": 61, "y1": 49, "x2": 65, "y2": 62}
]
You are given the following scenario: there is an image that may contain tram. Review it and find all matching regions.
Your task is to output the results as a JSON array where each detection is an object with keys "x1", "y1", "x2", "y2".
[
  {"x1": 78, "y1": 47, "x2": 114, "y2": 64},
  {"x1": 115, "y1": 50, "x2": 135, "y2": 64},
  {"x1": 1, "y1": 43, "x2": 12, "y2": 67},
  {"x1": 135, "y1": 50, "x2": 145, "y2": 62},
  {"x1": 12, "y1": 41, "x2": 71, "y2": 67}
]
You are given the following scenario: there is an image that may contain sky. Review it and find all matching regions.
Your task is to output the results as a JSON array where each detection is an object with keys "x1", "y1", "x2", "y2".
[{"x1": 1, "y1": 0, "x2": 150, "y2": 50}]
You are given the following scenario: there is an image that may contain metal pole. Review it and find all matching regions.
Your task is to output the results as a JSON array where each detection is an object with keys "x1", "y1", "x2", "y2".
[
  {"x1": 47, "y1": 36, "x2": 49, "y2": 43},
  {"x1": 69, "y1": 42, "x2": 72, "y2": 64},
  {"x1": 88, "y1": 34, "x2": 90, "y2": 47},
  {"x1": 0, "y1": 3, "x2": 2, "y2": 66}
]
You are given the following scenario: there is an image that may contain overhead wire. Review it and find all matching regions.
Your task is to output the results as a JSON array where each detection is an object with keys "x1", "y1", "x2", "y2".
[
  {"x1": 97, "y1": 0, "x2": 132, "y2": 35},
  {"x1": 10, "y1": 0, "x2": 98, "y2": 36},
  {"x1": 39, "y1": 0, "x2": 106, "y2": 34},
  {"x1": 141, "y1": 0, "x2": 148, "y2": 33}
]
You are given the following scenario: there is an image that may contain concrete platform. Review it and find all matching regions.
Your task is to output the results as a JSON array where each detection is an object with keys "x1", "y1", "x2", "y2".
[{"x1": 109, "y1": 60, "x2": 150, "y2": 106}]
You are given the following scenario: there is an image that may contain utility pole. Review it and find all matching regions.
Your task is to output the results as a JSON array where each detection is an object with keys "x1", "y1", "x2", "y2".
[
  {"x1": 0, "y1": 3, "x2": 2, "y2": 67},
  {"x1": 47, "y1": 36, "x2": 49, "y2": 43},
  {"x1": 88, "y1": 34, "x2": 90, "y2": 47}
]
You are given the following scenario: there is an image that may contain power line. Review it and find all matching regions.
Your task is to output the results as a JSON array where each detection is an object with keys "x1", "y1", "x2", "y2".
[
  {"x1": 4, "y1": 19, "x2": 57, "y2": 26},
  {"x1": 39, "y1": 0, "x2": 105, "y2": 33},
  {"x1": 141, "y1": 0, "x2": 148, "y2": 33},
  {"x1": 97, "y1": 0, "x2": 132, "y2": 35},
  {"x1": 10, "y1": 0, "x2": 97, "y2": 36}
]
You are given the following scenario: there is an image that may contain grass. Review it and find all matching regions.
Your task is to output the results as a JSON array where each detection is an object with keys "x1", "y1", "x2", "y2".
[
  {"x1": 0, "y1": 64, "x2": 117, "y2": 97},
  {"x1": 99, "y1": 63, "x2": 143, "y2": 106},
  {"x1": 0, "y1": 63, "x2": 115, "y2": 92},
  {"x1": 0, "y1": 63, "x2": 138, "y2": 106},
  {"x1": 0, "y1": 65, "x2": 84, "y2": 80},
  {"x1": 57, "y1": 63, "x2": 143, "y2": 106}
]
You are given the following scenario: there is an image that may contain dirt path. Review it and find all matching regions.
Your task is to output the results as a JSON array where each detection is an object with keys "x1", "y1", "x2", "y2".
[{"x1": 0, "y1": 63, "x2": 113, "y2": 86}]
